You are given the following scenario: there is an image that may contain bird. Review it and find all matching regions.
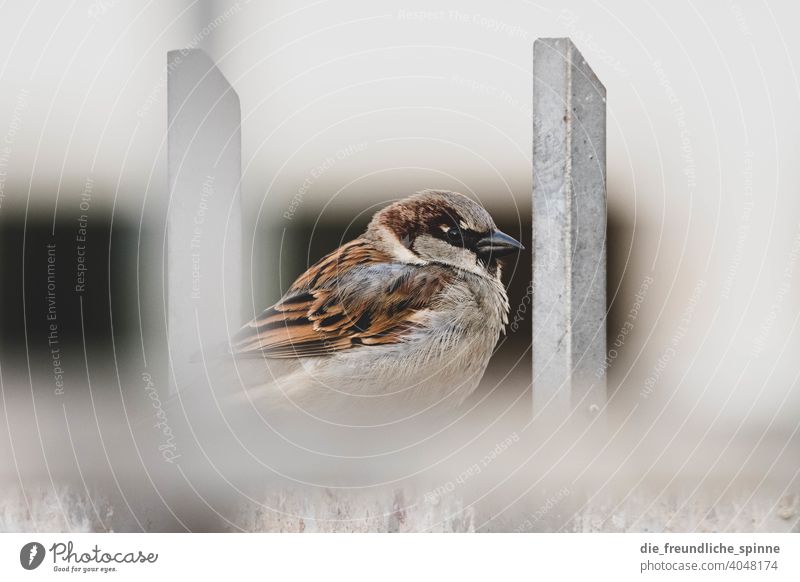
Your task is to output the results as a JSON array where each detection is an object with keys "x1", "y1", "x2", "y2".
[{"x1": 225, "y1": 189, "x2": 524, "y2": 421}]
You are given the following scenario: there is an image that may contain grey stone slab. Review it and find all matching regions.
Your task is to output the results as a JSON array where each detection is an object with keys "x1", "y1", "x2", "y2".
[{"x1": 533, "y1": 38, "x2": 607, "y2": 422}]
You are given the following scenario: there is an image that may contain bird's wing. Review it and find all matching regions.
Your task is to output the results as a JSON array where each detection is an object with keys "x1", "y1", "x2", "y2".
[{"x1": 231, "y1": 240, "x2": 452, "y2": 359}]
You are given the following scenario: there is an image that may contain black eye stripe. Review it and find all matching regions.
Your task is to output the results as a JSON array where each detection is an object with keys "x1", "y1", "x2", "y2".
[{"x1": 439, "y1": 225, "x2": 480, "y2": 248}]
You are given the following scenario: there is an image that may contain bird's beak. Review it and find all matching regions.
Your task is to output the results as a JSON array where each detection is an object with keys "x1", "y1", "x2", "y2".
[{"x1": 476, "y1": 229, "x2": 525, "y2": 258}]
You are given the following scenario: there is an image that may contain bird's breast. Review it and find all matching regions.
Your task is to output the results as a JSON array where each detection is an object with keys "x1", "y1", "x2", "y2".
[{"x1": 337, "y1": 276, "x2": 509, "y2": 405}]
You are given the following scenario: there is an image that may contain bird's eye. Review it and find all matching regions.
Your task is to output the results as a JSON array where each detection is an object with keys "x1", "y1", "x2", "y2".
[{"x1": 446, "y1": 227, "x2": 462, "y2": 243}]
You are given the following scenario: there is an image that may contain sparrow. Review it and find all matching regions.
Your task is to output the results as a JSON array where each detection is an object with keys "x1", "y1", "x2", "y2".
[{"x1": 227, "y1": 189, "x2": 523, "y2": 418}]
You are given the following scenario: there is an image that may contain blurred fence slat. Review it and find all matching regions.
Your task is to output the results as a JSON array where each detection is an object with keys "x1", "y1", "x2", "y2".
[{"x1": 167, "y1": 49, "x2": 242, "y2": 394}]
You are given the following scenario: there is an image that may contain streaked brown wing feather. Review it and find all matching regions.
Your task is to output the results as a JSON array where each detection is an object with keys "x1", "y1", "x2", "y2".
[{"x1": 232, "y1": 240, "x2": 451, "y2": 359}]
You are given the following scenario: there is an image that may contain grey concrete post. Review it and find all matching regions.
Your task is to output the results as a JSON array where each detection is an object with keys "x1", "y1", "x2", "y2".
[
  {"x1": 532, "y1": 38, "x2": 607, "y2": 422},
  {"x1": 167, "y1": 49, "x2": 242, "y2": 394}
]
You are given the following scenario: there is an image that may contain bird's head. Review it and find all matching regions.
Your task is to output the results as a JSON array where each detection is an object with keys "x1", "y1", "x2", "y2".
[{"x1": 366, "y1": 189, "x2": 524, "y2": 277}]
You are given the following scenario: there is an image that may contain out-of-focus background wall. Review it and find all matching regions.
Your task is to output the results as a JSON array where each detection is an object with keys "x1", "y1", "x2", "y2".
[
  {"x1": 2, "y1": 0, "x2": 799, "y2": 425},
  {"x1": 0, "y1": 0, "x2": 798, "y2": 532}
]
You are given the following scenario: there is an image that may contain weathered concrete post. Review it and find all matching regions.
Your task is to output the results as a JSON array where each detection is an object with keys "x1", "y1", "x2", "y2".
[
  {"x1": 532, "y1": 38, "x2": 607, "y2": 422},
  {"x1": 167, "y1": 49, "x2": 242, "y2": 394}
]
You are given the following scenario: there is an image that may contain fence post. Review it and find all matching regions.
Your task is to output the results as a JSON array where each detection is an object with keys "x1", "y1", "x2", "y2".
[
  {"x1": 532, "y1": 38, "x2": 607, "y2": 423},
  {"x1": 167, "y1": 49, "x2": 242, "y2": 394}
]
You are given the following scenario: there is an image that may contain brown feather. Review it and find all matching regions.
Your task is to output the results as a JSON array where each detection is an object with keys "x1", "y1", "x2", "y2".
[{"x1": 232, "y1": 239, "x2": 452, "y2": 359}]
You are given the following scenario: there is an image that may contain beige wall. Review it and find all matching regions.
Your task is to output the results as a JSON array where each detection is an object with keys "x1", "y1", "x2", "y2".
[{"x1": 0, "y1": 0, "x2": 798, "y2": 433}]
